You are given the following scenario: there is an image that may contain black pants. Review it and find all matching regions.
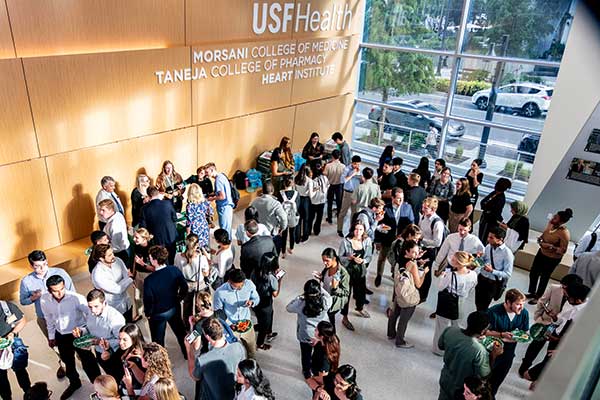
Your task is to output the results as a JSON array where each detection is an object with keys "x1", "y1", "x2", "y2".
[
  {"x1": 300, "y1": 342, "x2": 314, "y2": 379},
  {"x1": 437, "y1": 200, "x2": 450, "y2": 223},
  {"x1": 341, "y1": 274, "x2": 366, "y2": 315},
  {"x1": 272, "y1": 234, "x2": 283, "y2": 256},
  {"x1": 0, "y1": 364, "x2": 31, "y2": 400},
  {"x1": 55, "y1": 331, "x2": 101, "y2": 385},
  {"x1": 281, "y1": 227, "x2": 296, "y2": 253},
  {"x1": 114, "y1": 249, "x2": 130, "y2": 268},
  {"x1": 254, "y1": 305, "x2": 274, "y2": 346},
  {"x1": 387, "y1": 304, "x2": 417, "y2": 346},
  {"x1": 528, "y1": 251, "x2": 562, "y2": 298},
  {"x1": 475, "y1": 275, "x2": 501, "y2": 311},
  {"x1": 295, "y1": 196, "x2": 311, "y2": 242},
  {"x1": 327, "y1": 184, "x2": 343, "y2": 222},
  {"x1": 328, "y1": 311, "x2": 339, "y2": 333},
  {"x1": 490, "y1": 348, "x2": 515, "y2": 396},
  {"x1": 418, "y1": 248, "x2": 436, "y2": 303},
  {"x1": 148, "y1": 305, "x2": 187, "y2": 357},
  {"x1": 95, "y1": 351, "x2": 123, "y2": 383},
  {"x1": 520, "y1": 338, "x2": 547, "y2": 373},
  {"x1": 308, "y1": 203, "x2": 325, "y2": 236},
  {"x1": 527, "y1": 341, "x2": 558, "y2": 381},
  {"x1": 123, "y1": 307, "x2": 133, "y2": 324}
]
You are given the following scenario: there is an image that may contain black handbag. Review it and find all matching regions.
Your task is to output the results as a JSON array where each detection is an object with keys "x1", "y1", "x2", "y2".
[{"x1": 435, "y1": 272, "x2": 459, "y2": 320}]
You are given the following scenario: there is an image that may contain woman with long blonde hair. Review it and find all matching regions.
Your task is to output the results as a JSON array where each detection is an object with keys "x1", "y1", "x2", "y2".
[
  {"x1": 432, "y1": 251, "x2": 478, "y2": 355},
  {"x1": 448, "y1": 177, "x2": 473, "y2": 233},
  {"x1": 131, "y1": 174, "x2": 152, "y2": 226},
  {"x1": 186, "y1": 183, "x2": 213, "y2": 249},
  {"x1": 93, "y1": 375, "x2": 120, "y2": 400},
  {"x1": 132, "y1": 227, "x2": 154, "y2": 320},
  {"x1": 153, "y1": 378, "x2": 181, "y2": 400},
  {"x1": 156, "y1": 160, "x2": 184, "y2": 212}
]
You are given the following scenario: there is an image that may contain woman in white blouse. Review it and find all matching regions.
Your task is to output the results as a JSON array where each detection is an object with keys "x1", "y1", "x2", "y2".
[
  {"x1": 234, "y1": 359, "x2": 274, "y2": 400},
  {"x1": 432, "y1": 251, "x2": 478, "y2": 355},
  {"x1": 203, "y1": 228, "x2": 234, "y2": 290},
  {"x1": 91, "y1": 244, "x2": 134, "y2": 322},
  {"x1": 174, "y1": 234, "x2": 210, "y2": 324},
  {"x1": 294, "y1": 165, "x2": 313, "y2": 243}
]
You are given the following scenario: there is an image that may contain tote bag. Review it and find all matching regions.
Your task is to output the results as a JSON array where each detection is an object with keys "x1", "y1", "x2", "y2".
[{"x1": 435, "y1": 272, "x2": 459, "y2": 320}]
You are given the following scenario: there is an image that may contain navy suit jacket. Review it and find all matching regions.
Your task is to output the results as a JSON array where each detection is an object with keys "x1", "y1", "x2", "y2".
[{"x1": 139, "y1": 198, "x2": 178, "y2": 245}]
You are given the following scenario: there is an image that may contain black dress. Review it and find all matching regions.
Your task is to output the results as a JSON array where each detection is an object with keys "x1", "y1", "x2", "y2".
[{"x1": 130, "y1": 188, "x2": 146, "y2": 227}]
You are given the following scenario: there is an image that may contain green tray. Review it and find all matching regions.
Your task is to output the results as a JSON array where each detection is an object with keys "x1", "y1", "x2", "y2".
[
  {"x1": 73, "y1": 334, "x2": 97, "y2": 349},
  {"x1": 480, "y1": 336, "x2": 503, "y2": 352},
  {"x1": 0, "y1": 337, "x2": 12, "y2": 350},
  {"x1": 529, "y1": 323, "x2": 550, "y2": 341},
  {"x1": 511, "y1": 329, "x2": 532, "y2": 343}
]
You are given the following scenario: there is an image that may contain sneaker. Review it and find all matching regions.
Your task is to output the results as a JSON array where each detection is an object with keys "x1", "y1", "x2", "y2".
[
  {"x1": 356, "y1": 309, "x2": 370, "y2": 318},
  {"x1": 374, "y1": 275, "x2": 382, "y2": 287},
  {"x1": 396, "y1": 342, "x2": 414, "y2": 349},
  {"x1": 56, "y1": 365, "x2": 66, "y2": 380},
  {"x1": 60, "y1": 381, "x2": 82, "y2": 400},
  {"x1": 365, "y1": 287, "x2": 374, "y2": 295}
]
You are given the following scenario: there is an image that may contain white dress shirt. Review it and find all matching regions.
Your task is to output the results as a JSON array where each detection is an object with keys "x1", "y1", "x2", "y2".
[
  {"x1": 96, "y1": 189, "x2": 124, "y2": 223},
  {"x1": 419, "y1": 213, "x2": 444, "y2": 248},
  {"x1": 83, "y1": 304, "x2": 125, "y2": 353},
  {"x1": 91, "y1": 259, "x2": 133, "y2": 314},
  {"x1": 104, "y1": 212, "x2": 130, "y2": 252},
  {"x1": 555, "y1": 301, "x2": 587, "y2": 335},
  {"x1": 433, "y1": 233, "x2": 485, "y2": 270},
  {"x1": 235, "y1": 223, "x2": 270, "y2": 244},
  {"x1": 40, "y1": 290, "x2": 89, "y2": 340}
]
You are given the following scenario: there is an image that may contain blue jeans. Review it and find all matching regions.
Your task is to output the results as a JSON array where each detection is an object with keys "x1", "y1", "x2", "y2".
[{"x1": 217, "y1": 205, "x2": 233, "y2": 238}]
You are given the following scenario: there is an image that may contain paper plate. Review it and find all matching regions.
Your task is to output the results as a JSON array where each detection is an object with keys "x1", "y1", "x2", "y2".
[
  {"x1": 73, "y1": 334, "x2": 97, "y2": 349},
  {"x1": 480, "y1": 336, "x2": 503, "y2": 352},
  {"x1": 511, "y1": 329, "x2": 532, "y2": 343}
]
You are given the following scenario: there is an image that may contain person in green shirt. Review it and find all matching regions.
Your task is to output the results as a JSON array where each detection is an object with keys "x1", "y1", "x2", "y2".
[{"x1": 438, "y1": 311, "x2": 501, "y2": 400}]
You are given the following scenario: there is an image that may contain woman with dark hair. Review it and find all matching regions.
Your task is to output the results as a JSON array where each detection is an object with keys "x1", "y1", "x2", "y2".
[
  {"x1": 251, "y1": 252, "x2": 282, "y2": 350},
  {"x1": 448, "y1": 178, "x2": 473, "y2": 233},
  {"x1": 309, "y1": 160, "x2": 330, "y2": 236},
  {"x1": 235, "y1": 206, "x2": 270, "y2": 245},
  {"x1": 527, "y1": 208, "x2": 573, "y2": 303},
  {"x1": 314, "y1": 248, "x2": 350, "y2": 332},
  {"x1": 278, "y1": 175, "x2": 300, "y2": 258},
  {"x1": 428, "y1": 166, "x2": 454, "y2": 222},
  {"x1": 235, "y1": 359, "x2": 275, "y2": 400},
  {"x1": 306, "y1": 321, "x2": 341, "y2": 399},
  {"x1": 271, "y1": 136, "x2": 295, "y2": 195},
  {"x1": 377, "y1": 145, "x2": 395, "y2": 176},
  {"x1": 323, "y1": 364, "x2": 363, "y2": 400},
  {"x1": 156, "y1": 160, "x2": 184, "y2": 212},
  {"x1": 338, "y1": 220, "x2": 373, "y2": 330},
  {"x1": 387, "y1": 224, "x2": 423, "y2": 271},
  {"x1": 431, "y1": 158, "x2": 446, "y2": 183},
  {"x1": 117, "y1": 323, "x2": 147, "y2": 390},
  {"x1": 500, "y1": 200, "x2": 530, "y2": 252},
  {"x1": 302, "y1": 132, "x2": 325, "y2": 173},
  {"x1": 295, "y1": 165, "x2": 313, "y2": 243},
  {"x1": 412, "y1": 156, "x2": 431, "y2": 189},
  {"x1": 478, "y1": 177, "x2": 512, "y2": 242},
  {"x1": 205, "y1": 229, "x2": 234, "y2": 288},
  {"x1": 286, "y1": 279, "x2": 333, "y2": 379},
  {"x1": 462, "y1": 376, "x2": 492, "y2": 400},
  {"x1": 465, "y1": 159, "x2": 484, "y2": 221}
]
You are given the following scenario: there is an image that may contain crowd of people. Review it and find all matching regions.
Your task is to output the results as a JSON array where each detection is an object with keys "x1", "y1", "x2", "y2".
[{"x1": 0, "y1": 131, "x2": 595, "y2": 400}]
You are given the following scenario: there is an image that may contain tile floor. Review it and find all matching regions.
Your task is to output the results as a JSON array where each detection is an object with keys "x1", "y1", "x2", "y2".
[{"x1": 8, "y1": 212, "x2": 540, "y2": 400}]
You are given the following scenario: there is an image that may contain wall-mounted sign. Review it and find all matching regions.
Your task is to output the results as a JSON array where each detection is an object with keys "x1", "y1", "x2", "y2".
[
  {"x1": 154, "y1": 38, "x2": 350, "y2": 85},
  {"x1": 252, "y1": 2, "x2": 354, "y2": 34},
  {"x1": 567, "y1": 157, "x2": 600, "y2": 186},
  {"x1": 585, "y1": 128, "x2": 600, "y2": 154}
]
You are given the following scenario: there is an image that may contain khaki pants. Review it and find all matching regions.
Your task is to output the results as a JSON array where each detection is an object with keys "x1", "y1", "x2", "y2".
[
  {"x1": 336, "y1": 190, "x2": 355, "y2": 232},
  {"x1": 37, "y1": 317, "x2": 62, "y2": 364},
  {"x1": 134, "y1": 271, "x2": 150, "y2": 318},
  {"x1": 234, "y1": 326, "x2": 257, "y2": 359}
]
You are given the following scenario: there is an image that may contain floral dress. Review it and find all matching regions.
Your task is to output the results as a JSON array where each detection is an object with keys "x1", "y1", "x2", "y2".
[{"x1": 186, "y1": 201, "x2": 213, "y2": 247}]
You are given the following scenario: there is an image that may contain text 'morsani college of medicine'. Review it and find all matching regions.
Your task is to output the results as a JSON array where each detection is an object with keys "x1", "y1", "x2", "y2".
[{"x1": 252, "y1": 2, "x2": 353, "y2": 35}]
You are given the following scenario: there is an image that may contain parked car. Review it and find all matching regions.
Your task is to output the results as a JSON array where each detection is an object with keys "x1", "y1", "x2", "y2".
[
  {"x1": 368, "y1": 99, "x2": 465, "y2": 138},
  {"x1": 517, "y1": 133, "x2": 540, "y2": 162},
  {"x1": 471, "y1": 82, "x2": 553, "y2": 118}
]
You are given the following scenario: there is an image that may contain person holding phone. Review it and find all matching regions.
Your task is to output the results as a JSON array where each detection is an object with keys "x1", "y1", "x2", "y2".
[
  {"x1": 250, "y1": 252, "x2": 283, "y2": 350},
  {"x1": 315, "y1": 248, "x2": 350, "y2": 333},
  {"x1": 116, "y1": 323, "x2": 146, "y2": 393}
]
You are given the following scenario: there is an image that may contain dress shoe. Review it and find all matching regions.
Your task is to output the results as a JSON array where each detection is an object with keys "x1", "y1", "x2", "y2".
[
  {"x1": 56, "y1": 365, "x2": 66, "y2": 379},
  {"x1": 374, "y1": 275, "x2": 382, "y2": 287},
  {"x1": 365, "y1": 287, "x2": 374, "y2": 295},
  {"x1": 60, "y1": 381, "x2": 82, "y2": 400}
]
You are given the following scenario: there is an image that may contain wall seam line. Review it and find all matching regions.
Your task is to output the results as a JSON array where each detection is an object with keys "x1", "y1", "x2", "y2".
[
  {"x1": 43, "y1": 157, "x2": 63, "y2": 244},
  {"x1": 19, "y1": 58, "x2": 42, "y2": 157},
  {"x1": 3, "y1": 0, "x2": 17, "y2": 57}
]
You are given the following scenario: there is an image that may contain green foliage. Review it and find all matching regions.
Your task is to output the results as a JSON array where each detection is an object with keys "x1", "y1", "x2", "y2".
[
  {"x1": 455, "y1": 144, "x2": 464, "y2": 158},
  {"x1": 410, "y1": 132, "x2": 427, "y2": 150},
  {"x1": 434, "y1": 78, "x2": 491, "y2": 96},
  {"x1": 504, "y1": 161, "x2": 516, "y2": 175},
  {"x1": 500, "y1": 72, "x2": 516, "y2": 85},
  {"x1": 502, "y1": 161, "x2": 531, "y2": 181},
  {"x1": 522, "y1": 74, "x2": 545, "y2": 84},
  {"x1": 435, "y1": 78, "x2": 451, "y2": 93},
  {"x1": 466, "y1": 69, "x2": 490, "y2": 82}
]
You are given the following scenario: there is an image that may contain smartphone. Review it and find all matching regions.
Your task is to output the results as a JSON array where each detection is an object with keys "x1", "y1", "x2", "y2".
[
  {"x1": 90, "y1": 394, "x2": 101, "y2": 400},
  {"x1": 275, "y1": 269, "x2": 286, "y2": 280},
  {"x1": 186, "y1": 330, "x2": 201, "y2": 344}
]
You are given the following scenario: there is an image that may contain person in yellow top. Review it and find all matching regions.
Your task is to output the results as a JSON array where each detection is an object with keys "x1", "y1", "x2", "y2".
[{"x1": 526, "y1": 208, "x2": 573, "y2": 304}]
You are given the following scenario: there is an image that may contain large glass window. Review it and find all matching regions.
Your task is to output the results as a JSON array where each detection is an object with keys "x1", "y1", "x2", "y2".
[{"x1": 353, "y1": 0, "x2": 576, "y2": 197}]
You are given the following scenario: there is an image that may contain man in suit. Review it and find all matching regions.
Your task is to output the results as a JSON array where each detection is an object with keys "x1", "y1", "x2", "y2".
[
  {"x1": 139, "y1": 186, "x2": 178, "y2": 263},
  {"x1": 143, "y1": 245, "x2": 188, "y2": 358},
  {"x1": 374, "y1": 188, "x2": 415, "y2": 287},
  {"x1": 240, "y1": 220, "x2": 277, "y2": 278}
]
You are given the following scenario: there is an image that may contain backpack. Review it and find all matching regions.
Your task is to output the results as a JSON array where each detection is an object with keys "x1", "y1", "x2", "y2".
[
  {"x1": 232, "y1": 170, "x2": 247, "y2": 190},
  {"x1": 280, "y1": 191, "x2": 299, "y2": 228},
  {"x1": 431, "y1": 216, "x2": 449, "y2": 246},
  {"x1": 229, "y1": 179, "x2": 240, "y2": 209},
  {"x1": 394, "y1": 267, "x2": 420, "y2": 308},
  {"x1": 351, "y1": 209, "x2": 369, "y2": 227}
]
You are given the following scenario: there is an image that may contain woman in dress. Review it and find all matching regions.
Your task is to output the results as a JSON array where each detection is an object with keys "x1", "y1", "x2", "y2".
[
  {"x1": 295, "y1": 165, "x2": 313, "y2": 243},
  {"x1": 131, "y1": 174, "x2": 151, "y2": 227},
  {"x1": 271, "y1": 136, "x2": 295, "y2": 195},
  {"x1": 527, "y1": 208, "x2": 573, "y2": 304},
  {"x1": 286, "y1": 279, "x2": 332, "y2": 379},
  {"x1": 234, "y1": 359, "x2": 275, "y2": 400},
  {"x1": 448, "y1": 178, "x2": 473, "y2": 233},
  {"x1": 123, "y1": 343, "x2": 173, "y2": 400},
  {"x1": 478, "y1": 178, "x2": 512, "y2": 242},
  {"x1": 302, "y1": 132, "x2": 325, "y2": 173},
  {"x1": 465, "y1": 159, "x2": 484, "y2": 221},
  {"x1": 174, "y1": 234, "x2": 210, "y2": 325},
  {"x1": 432, "y1": 251, "x2": 478, "y2": 355},
  {"x1": 315, "y1": 248, "x2": 350, "y2": 332},
  {"x1": 338, "y1": 220, "x2": 373, "y2": 331},
  {"x1": 387, "y1": 240, "x2": 428, "y2": 349},
  {"x1": 412, "y1": 156, "x2": 431, "y2": 189},
  {"x1": 156, "y1": 160, "x2": 184, "y2": 212},
  {"x1": 185, "y1": 183, "x2": 213, "y2": 249}
]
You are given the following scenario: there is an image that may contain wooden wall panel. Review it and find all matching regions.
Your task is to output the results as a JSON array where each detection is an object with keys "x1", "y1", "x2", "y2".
[
  {"x1": 0, "y1": 59, "x2": 39, "y2": 165},
  {"x1": 0, "y1": 159, "x2": 60, "y2": 265},
  {"x1": 291, "y1": 35, "x2": 359, "y2": 104},
  {"x1": 191, "y1": 41, "x2": 294, "y2": 125},
  {"x1": 0, "y1": 1, "x2": 14, "y2": 59},
  {"x1": 7, "y1": 0, "x2": 185, "y2": 58},
  {"x1": 186, "y1": 0, "x2": 292, "y2": 45},
  {"x1": 197, "y1": 107, "x2": 295, "y2": 176},
  {"x1": 291, "y1": 0, "x2": 364, "y2": 39},
  {"x1": 292, "y1": 94, "x2": 354, "y2": 151},
  {"x1": 24, "y1": 48, "x2": 192, "y2": 156},
  {"x1": 45, "y1": 127, "x2": 197, "y2": 243}
]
